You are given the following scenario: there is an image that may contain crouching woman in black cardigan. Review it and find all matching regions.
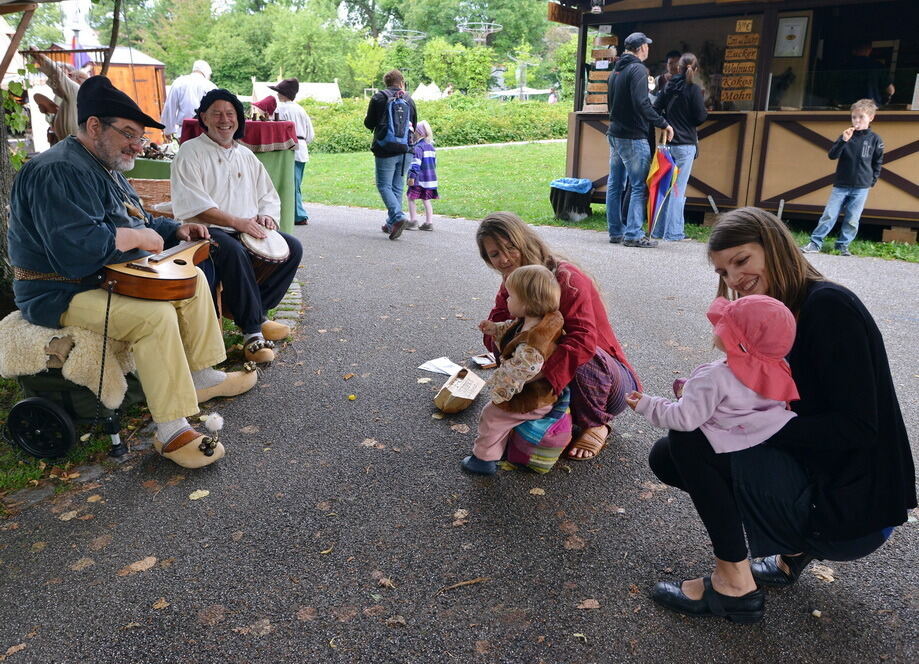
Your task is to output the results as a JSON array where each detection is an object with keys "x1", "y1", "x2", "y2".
[{"x1": 648, "y1": 206, "x2": 916, "y2": 624}]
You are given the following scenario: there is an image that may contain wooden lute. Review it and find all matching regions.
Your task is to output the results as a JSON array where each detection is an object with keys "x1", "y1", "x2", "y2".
[{"x1": 102, "y1": 240, "x2": 211, "y2": 301}]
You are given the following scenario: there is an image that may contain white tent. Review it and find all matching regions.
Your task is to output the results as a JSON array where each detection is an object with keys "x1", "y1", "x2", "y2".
[
  {"x1": 488, "y1": 86, "x2": 553, "y2": 101},
  {"x1": 250, "y1": 78, "x2": 342, "y2": 105},
  {"x1": 412, "y1": 81, "x2": 443, "y2": 101}
]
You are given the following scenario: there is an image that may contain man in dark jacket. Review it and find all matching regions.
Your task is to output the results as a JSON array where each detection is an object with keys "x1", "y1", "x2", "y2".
[
  {"x1": 363, "y1": 69, "x2": 418, "y2": 240},
  {"x1": 606, "y1": 32, "x2": 673, "y2": 248}
]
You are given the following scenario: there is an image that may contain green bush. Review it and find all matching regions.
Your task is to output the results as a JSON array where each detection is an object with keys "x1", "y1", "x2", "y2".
[{"x1": 302, "y1": 95, "x2": 570, "y2": 154}]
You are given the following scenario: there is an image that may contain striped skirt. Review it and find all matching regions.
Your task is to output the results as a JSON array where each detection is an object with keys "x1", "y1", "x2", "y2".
[{"x1": 568, "y1": 347, "x2": 637, "y2": 430}]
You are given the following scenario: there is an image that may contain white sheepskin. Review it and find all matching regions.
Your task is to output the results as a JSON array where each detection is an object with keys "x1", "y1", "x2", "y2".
[{"x1": 0, "y1": 311, "x2": 135, "y2": 409}]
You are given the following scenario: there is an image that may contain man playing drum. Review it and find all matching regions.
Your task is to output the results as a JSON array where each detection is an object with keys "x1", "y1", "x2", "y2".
[
  {"x1": 7, "y1": 76, "x2": 257, "y2": 469},
  {"x1": 170, "y1": 89, "x2": 303, "y2": 363}
]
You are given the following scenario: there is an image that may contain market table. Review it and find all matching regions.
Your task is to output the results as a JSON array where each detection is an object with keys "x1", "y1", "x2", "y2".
[{"x1": 125, "y1": 119, "x2": 298, "y2": 232}]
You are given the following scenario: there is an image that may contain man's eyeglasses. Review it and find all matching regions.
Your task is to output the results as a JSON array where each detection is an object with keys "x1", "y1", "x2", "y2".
[{"x1": 102, "y1": 121, "x2": 150, "y2": 148}]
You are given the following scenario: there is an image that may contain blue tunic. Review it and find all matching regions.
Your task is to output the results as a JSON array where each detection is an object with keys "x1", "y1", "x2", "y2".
[{"x1": 8, "y1": 137, "x2": 180, "y2": 328}]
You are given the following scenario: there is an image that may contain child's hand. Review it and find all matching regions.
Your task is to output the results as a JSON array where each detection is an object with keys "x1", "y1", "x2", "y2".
[
  {"x1": 672, "y1": 378, "x2": 687, "y2": 398},
  {"x1": 842, "y1": 127, "x2": 855, "y2": 142},
  {"x1": 407, "y1": 178, "x2": 415, "y2": 186},
  {"x1": 625, "y1": 391, "x2": 643, "y2": 410},
  {"x1": 478, "y1": 320, "x2": 497, "y2": 336}
]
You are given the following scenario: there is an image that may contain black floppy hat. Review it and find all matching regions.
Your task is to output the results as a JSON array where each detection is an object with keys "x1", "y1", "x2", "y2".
[
  {"x1": 195, "y1": 88, "x2": 246, "y2": 140},
  {"x1": 77, "y1": 75, "x2": 165, "y2": 129}
]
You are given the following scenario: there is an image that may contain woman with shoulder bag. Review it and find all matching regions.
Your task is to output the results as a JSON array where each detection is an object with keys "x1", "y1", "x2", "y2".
[{"x1": 652, "y1": 53, "x2": 707, "y2": 241}]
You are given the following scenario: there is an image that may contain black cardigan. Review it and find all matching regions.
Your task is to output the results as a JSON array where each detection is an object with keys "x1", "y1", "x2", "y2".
[
  {"x1": 769, "y1": 281, "x2": 916, "y2": 539},
  {"x1": 652, "y1": 74, "x2": 707, "y2": 146}
]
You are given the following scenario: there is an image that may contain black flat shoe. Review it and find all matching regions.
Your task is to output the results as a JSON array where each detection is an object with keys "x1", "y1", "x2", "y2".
[
  {"x1": 751, "y1": 554, "x2": 815, "y2": 588},
  {"x1": 651, "y1": 576, "x2": 765, "y2": 624}
]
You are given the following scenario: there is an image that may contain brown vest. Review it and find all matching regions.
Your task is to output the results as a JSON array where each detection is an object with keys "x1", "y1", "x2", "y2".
[{"x1": 495, "y1": 311, "x2": 564, "y2": 414}]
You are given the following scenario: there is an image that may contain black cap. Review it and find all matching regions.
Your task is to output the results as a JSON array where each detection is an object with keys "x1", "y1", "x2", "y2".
[
  {"x1": 77, "y1": 75, "x2": 164, "y2": 129},
  {"x1": 195, "y1": 88, "x2": 246, "y2": 140},
  {"x1": 624, "y1": 32, "x2": 653, "y2": 51}
]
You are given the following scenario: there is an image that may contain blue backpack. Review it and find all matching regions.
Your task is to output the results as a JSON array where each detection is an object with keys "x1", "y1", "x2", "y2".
[{"x1": 377, "y1": 89, "x2": 411, "y2": 151}]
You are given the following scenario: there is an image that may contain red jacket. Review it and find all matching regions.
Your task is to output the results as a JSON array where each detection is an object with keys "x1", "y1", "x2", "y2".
[{"x1": 485, "y1": 262, "x2": 641, "y2": 395}]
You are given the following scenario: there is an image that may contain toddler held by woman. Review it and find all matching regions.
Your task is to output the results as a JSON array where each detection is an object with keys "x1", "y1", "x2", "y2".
[
  {"x1": 626, "y1": 295, "x2": 799, "y2": 454},
  {"x1": 462, "y1": 265, "x2": 565, "y2": 475}
]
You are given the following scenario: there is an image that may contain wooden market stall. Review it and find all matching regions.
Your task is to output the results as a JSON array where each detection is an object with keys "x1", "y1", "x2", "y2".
[{"x1": 550, "y1": 0, "x2": 919, "y2": 238}]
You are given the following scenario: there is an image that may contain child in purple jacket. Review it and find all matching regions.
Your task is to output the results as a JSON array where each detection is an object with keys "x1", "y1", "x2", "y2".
[
  {"x1": 626, "y1": 295, "x2": 799, "y2": 454},
  {"x1": 406, "y1": 120, "x2": 439, "y2": 231}
]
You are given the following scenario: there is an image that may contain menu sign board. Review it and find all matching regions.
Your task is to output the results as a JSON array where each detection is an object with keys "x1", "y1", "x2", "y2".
[{"x1": 722, "y1": 31, "x2": 758, "y2": 104}]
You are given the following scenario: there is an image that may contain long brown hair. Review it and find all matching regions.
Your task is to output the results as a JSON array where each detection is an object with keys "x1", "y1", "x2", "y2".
[
  {"x1": 476, "y1": 212, "x2": 561, "y2": 272},
  {"x1": 708, "y1": 207, "x2": 823, "y2": 315},
  {"x1": 679, "y1": 53, "x2": 698, "y2": 85}
]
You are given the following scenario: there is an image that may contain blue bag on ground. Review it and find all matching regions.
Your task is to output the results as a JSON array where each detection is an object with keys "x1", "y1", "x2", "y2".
[
  {"x1": 549, "y1": 178, "x2": 593, "y2": 222},
  {"x1": 378, "y1": 89, "x2": 411, "y2": 151}
]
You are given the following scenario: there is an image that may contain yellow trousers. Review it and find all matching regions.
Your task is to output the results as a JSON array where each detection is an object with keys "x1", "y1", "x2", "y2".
[{"x1": 60, "y1": 268, "x2": 225, "y2": 422}]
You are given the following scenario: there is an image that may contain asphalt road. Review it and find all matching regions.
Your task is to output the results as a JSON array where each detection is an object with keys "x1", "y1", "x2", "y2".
[{"x1": 1, "y1": 203, "x2": 916, "y2": 663}]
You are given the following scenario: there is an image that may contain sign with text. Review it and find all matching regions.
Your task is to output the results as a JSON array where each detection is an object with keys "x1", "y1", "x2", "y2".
[
  {"x1": 722, "y1": 76, "x2": 755, "y2": 89},
  {"x1": 723, "y1": 61, "x2": 757, "y2": 75},
  {"x1": 722, "y1": 89, "x2": 754, "y2": 102},
  {"x1": 727, "y1": 33, "x2": 760, "y2": 47},
  {"x1": 735, "y1": 19, "x2": 754, "y2": 33},
  {"x1": 725, "y1": 47, "x2": 759, "y2": 61}
]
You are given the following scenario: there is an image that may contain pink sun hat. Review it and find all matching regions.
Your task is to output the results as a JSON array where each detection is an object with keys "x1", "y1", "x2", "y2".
[{"x1": 706, "y1": 295, "x2": 800, "y2": 402}]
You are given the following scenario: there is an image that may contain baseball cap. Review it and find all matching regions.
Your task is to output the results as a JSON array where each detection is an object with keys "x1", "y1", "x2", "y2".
[{"x1": 624, "y1": 32, "x2": 653, "y2": 51}]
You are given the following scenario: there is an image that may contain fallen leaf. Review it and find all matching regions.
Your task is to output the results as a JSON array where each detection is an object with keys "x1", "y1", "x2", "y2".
[
  {"x1": 198, "y1": 604, "x2": 227, "y2": 626},
  {"x1": 89, "y1": 535, "x2": 112, "y2": 551},
  {"x1": 152, "y1": 598, "x2": 170, "y2": 610},
  {"x1": 80, "y1": 433, "x2": 91, "y2": 442},
  {"x1": 331, "y1": 607, "x2": 358, "y2": 623},
  {"x1": 453, "y1": 509, "x2": 470, "y2": 520},
  {"x1": 577, "y1": 598, "x2": 601, "y2": 610},
  {"x1": 230, "y1": 531, "x2": 244, "y2": 542},
  {"x1": 450, "y1": 423, "x2": 470, "y2": 434},
  {"x1": 386, "y1": 615, "x2": 407, "y2": 627},
  {"x1": 812, "y1": 609, "x2": 823, "y2": 618},
  {"x1": 638, "y1": 491, "x2": 653, "y2": 500},
  {"x1": 347, "y1": 394, "x2": 357, "y2": 401},
  {"x1": 240, "y1": 425, "x2": 259, "y2": 434},
  {"x1": 628, "y1": 584, "x2": 640, "y2": 596},
  {"x1": 141, "y1": 480, "x2": 160, "y2": 492},
  {"x1": 811, "y1": 564, "x2": 835, "y2": 583},
  {"x1": 431, "y1": 412, "x2": 444, "y2": 420},
  {"x1": 30, "y1": 542, "x2": 46, "y2": 553},
  {"x1": 320, "y1": 545, "x2": 334, "y2": 554},
  {"x1": 558, "y1": 521, "x2": 579, "y2": 535},
  {"x1": 315, "y1": 501, "x2": 332, "y2": 511},
  {"x1": 293, "y1": 380, "x2": 305, "y2": 387},
  {"x1": 117, "y1": 556, "x2": 157, "y2": 576},
  {"x1": 529, "y1": 488, "x2": 545, "y2": 496},
  {"x1": 343, "y1": 373, "x2": 355, "y2": 380},
  {"x1": 360, "y1": 438, "x2": 378, "y2": 448},
  {"x1": 378, "y1": 577, "x2": 396, "y2": 589},
  {"x1": 77, "y1": 514, "x2": 94, "y2": 521},
  {"x1": 69, "y1": 557, "x2": 94, "y2": 571},
  {"x1": 121, "y1": 622, "x2": 142, "y2": 630},
  {"x1": 417, "y1": 377, "x2": 432, "y2": 384},
  {"x1": 573, "y1": 633, "x2": 588, "y2": 643},
  {"x1": 564, "y1": 535, "x2": 587, "y2": 550},
  {"x1": 474, "y1": 640, "x2": 490, "y2": 654},
  {"x1": 234, "y1": 618, "x2": 273, "y2": 637},
  {"x1": 363, "y1": 605, "x2": 386, "y2": 617},
  {"x1": 296, "y1": 606, "x2": 318, "y2": 621},
  {"x1": 188, "y1": 490, "x2": 210, "y2": 500},
  {"x1": 86, "y1": 495, "x2": 102, "y2": 503},
  {"x1": 58, "y1": 510, "x2": 78, "y2": 521},
  {"x1": 3, "y1": 643, "x2": 27, "y2": 657},
  {"x1": 159, "y1": 557, "x2": 176, "y2": 568}
]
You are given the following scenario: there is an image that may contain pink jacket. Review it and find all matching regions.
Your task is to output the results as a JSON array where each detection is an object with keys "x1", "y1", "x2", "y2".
[{"x1": 635, "y1": 360, "x2": 796, "y2": 454}]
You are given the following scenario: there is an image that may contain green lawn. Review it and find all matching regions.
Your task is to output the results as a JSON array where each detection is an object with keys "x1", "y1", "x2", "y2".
[{"x1": 305, "y1": 141, "x2": 919, "y2": 262}]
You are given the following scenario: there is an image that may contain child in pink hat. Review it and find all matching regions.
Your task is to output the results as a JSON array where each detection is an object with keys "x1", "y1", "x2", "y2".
[{"x1": 626, "y1": 295, "x2": 800, "y2": 454}]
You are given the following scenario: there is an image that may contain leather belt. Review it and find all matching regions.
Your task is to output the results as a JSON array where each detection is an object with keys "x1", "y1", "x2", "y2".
[{"x1": 14, "y1": 266, "x2": 101, "y2": 285}]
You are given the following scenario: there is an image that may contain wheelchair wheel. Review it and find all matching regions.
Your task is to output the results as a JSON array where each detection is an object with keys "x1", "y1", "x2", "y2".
[{"x1": 6, "y1": 397, "x2": 77, "y2": 459}]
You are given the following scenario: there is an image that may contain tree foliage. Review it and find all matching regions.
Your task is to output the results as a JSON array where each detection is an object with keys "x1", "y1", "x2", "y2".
[
  {"x1": 204, "y1": 10, "x2": 276, "y2": 94},
  {"x1": 338, "y1": 0, "x2": 403, "y2": 39},
  {"x1": 263, "y1": 3, "x2": 360, "y2": 83},
  {"x1": 136, "y1": 0, "x2": 216, "y2": 81}
]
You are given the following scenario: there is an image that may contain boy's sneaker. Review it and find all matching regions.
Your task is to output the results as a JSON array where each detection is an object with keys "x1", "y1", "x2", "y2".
[
  {"x1": 404, "y1": 220, "x2": 419, "y2": 230},
  {"x1": 800, "y1": 241, "x2": 821, "y2": 254},
  {"x1": 837, "y1": 246, "x2": 852, "y2": 256},
  {"x1": 381, "y1": 224, "x2": 389, "y2": 234},
  {"x1": 623, "y1": 236, "x2": 659, "y2": 248},
  {"x1": 419, "y1": 222, "x2": 434, "y2": 231},
  {"x1": 608, "y1": 236, "x2": 623, "y2": 244},
  {"x1": 461, "y1": 455, "x2": 497, "y2": 476},
  {"x1": 388, "y1": 219, "x2": 406, "y2": 240}
]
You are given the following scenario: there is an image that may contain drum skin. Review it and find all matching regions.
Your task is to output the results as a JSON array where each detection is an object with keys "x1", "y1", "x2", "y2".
[{"x1": 240, "y1": 230, "x2": 290, "y2": 283}]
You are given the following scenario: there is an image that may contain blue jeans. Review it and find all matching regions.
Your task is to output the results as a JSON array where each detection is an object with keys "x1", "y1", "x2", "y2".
[
  {"x1": 606, "y1": 136, "x2": 651, "y2": 241},
  {"x1": 374, "y1": 152, "x2": 411, "y2": 226},
  {"x1": 810, "y1": 186, "x2": 869, "y2": 249},
  {"x1": 651, "y1": 144, "x2": 695, "y2": 241},
  {"x1": 294, "y1": 160, "x2": 308, "y2": 222}
]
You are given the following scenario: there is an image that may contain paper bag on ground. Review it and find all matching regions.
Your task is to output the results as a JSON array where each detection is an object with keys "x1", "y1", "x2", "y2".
[{"x1": 434, "y1": 368, "x2": 486, "y2": 414}]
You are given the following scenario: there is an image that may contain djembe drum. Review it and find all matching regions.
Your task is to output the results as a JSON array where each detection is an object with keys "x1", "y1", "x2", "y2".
[{"x1": 239, "y1": 230, "x2": 290, "y2": 283}]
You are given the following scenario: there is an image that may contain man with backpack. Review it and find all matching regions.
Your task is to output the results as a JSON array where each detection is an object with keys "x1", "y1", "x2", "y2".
[{"x1": 364, "y1": 69, "x2": 418, "y2": 240}]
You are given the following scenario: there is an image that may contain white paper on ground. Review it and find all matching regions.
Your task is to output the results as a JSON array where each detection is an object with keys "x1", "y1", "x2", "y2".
[
  {"x1": 470, "y1": 352, "x2": 497, "y2": 368},
  {"x1": 418, "y1": 356, "x2": 464, "y2": 375}
]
